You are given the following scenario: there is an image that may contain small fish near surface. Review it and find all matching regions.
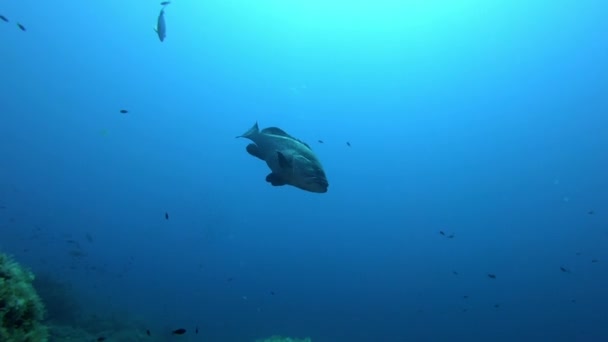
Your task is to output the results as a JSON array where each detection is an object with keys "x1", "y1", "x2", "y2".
[
  {"x1": 154, "y1": 8, "x2": 167, "y2": 42},
  {"x1": 16, "y1": 23, "x2": 26, "y2": 31},
  {"x1": 237, "y1": 122, "x2": 329, "y2": 193},
  {"x1": 0, "y1": 15, "x2": 8, "y2": 22},
  {"x1": 439, "y1": 231, "x2": 454, "y2": 238},
  {"x1": 172, "y1": 328, "x2": 186, "y2": 335}
]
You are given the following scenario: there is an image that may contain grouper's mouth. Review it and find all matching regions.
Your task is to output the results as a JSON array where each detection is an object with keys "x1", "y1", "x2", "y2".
[{"x1": 308, "y1": 177, "x2": 328, "y2": 193}]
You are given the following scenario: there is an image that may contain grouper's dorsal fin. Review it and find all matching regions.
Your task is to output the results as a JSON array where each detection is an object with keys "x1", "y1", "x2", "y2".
[
  {"x1": 300, "y1": 140, "x2": 312, "y2": 150},
  {"x1": 262, "y1": 127, "x2": 312, "y2": 150},
  {"x1": 262, "y1": 127, "x2": 291, "y2": 137}
]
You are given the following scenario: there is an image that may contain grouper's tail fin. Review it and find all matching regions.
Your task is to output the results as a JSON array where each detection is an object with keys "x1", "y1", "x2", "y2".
[{"x1": 236, "y1": 122, "x2": 259, "y2": 138}]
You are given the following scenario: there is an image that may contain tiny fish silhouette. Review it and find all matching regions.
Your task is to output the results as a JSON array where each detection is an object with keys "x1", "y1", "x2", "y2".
[
  {"x1": 172, "y1": 328, "x2": 186, "y2": 335},
  {"x1": 97, "y1": 337, "x2": 106, "y2": 342},
  {"x1": 439, "y1": 231, "x2": 445, "y2": 236},
  {"x1": 146, "y1": 329, "x2": 151, "y2": 336},
  {"x1": 588, "y1": 210, "x2": 595, "y2": 215},
  {"x1": 346, "y1": 141, "x2": 351, "y2": 147},
  {"x1": 487, "y1": 273, "x2": 496, "y2": 279},
  {"x1": 154, "y1": 8, "x2": 166, "y2": 42},
  {"x1": 560, "y1": 266, "x2": 571, "y2": 273},
  {"x1": 120, "y1": 109, "x2": 128, "y2": 114},
  {"x1": 195, "y1": 326, "x2": 199, "y2": 334},
  {"x1": 318, "y1": 140, "x2": 324, "y2": 144},
  {"x1": 165, "y1": 212, "x2": 169, "y2": 220},
  {"x1": 17, "y1": 23, "x2": 26, "y2": 31},
  {"x1": 447, "y1": 234, "x2": 455, "y2": 239},
  {"x1": 0, "y1": 15, "x2": 8, "y2": 22},
  {"x1": 591, "y1": 259, "x2": 599, "y2": 263},
  {"x1": 161, "y1": 1, "x2": 171, "y2": 5}
]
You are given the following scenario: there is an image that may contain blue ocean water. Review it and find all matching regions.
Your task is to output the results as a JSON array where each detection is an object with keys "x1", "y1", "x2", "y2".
[{"x1": 1, "y1": 0, "x2": 607, "y2": 341}]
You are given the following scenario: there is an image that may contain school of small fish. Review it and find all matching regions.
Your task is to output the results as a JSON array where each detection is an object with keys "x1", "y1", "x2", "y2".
[{"x1": 0, "y1": 13, "x2": 26, "y2": 31}]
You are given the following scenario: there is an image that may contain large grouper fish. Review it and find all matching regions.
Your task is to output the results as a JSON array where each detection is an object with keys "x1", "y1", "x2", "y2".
[{"x1": 237, "y1": 122, "x2": 329, "y2": 193}]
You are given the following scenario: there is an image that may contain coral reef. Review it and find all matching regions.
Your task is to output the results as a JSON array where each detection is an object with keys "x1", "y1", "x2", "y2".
[
  {"x1": 255, "y1": 335, "x2": 312, "y2": 342},
  {"x1": 0, "y1": 253, "x2": 48, "y2": 341}
]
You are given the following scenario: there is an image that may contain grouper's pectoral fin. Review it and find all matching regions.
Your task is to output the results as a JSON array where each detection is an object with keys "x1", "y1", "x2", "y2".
[
  {"x1": 266, "y1": 172, "x2": 286, "y2": 186},
  {"x1": 246, "y1": 144, "x2": 264, "y2": 161},
  {"x1": 277, "y1": 151, "x2": 291, "y2": 169}
]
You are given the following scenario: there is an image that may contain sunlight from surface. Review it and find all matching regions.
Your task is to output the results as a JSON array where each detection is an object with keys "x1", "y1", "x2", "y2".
[
  {"x1": 192, "y1": 0, "x2": 491, "y2": 38},
  {"x1": 175, "y1": 0, "x2": 504, "y2": 70}
]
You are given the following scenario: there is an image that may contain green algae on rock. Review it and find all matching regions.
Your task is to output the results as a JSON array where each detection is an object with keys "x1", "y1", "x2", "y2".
[{"x1": 0, "y1": 253, "x2": 48, "y2": 342}]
